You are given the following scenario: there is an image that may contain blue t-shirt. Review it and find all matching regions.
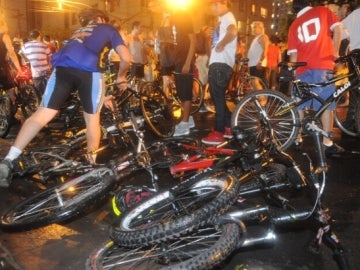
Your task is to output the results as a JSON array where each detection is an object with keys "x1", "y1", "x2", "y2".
[{"x1": 51, "y1": 23, "x2": 125, "y2": 72}]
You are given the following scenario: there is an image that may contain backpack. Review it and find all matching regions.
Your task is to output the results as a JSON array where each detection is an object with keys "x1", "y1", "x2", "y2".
[{"x1": 195, "y1": 30, "x2": 208, "y2": 55}]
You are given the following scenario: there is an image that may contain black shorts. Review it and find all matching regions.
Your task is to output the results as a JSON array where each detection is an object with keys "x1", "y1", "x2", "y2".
[{"x1": 42, "y1": 67, "x2": 105, "y2": 114}]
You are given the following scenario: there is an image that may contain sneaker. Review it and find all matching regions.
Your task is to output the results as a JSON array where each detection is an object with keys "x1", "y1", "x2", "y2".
[
  {"x1": 223, "y1": 127, "x2": 233, "y2": 139},
  {"x1": 188, "y1": 116, "x2": 195, "y2": 129},
  {"x1": 173, "y1": 121, "x2": 190, "y2": 136},
  {"x1": 325, "y1": 143, "x2": 345, "y2": 156},
  {"x1": 0, "y1": 159, "x2": 13, "y2": 188},
  {"x1": 201, "y1": 131, "x2": 225, "y2": 145}
]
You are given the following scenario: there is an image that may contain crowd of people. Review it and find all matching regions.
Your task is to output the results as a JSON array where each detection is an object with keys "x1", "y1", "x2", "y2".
[{"x1": 0, "y1": 0, "x2": 359, "y2": 187}]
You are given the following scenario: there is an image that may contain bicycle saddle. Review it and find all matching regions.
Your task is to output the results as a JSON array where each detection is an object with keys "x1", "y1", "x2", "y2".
[{"x1": 278, "y1": 62, "x2": 307, "y2": 71}]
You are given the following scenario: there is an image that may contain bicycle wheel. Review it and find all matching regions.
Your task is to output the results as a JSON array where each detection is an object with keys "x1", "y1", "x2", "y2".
[
  {"x1": 190, "y1": 77, "x2": 204, "y2": 114},
  {"x1": 242, "y1": 75, "x2": 267, "y2": 94},
  {"x1": 87, "y1": 222, "x2": 241, "y2": 270},
  {"x1": 0, "y1": 91, "x2": 12, "y2": 138},
  {"x1": 355, "y1": 98, "x2": 360, "y2": 134},
  {"x1": 18, "y1": 84, "x2": 40, "y2": 118},
  {"x1": 0, "y1": 168, "x2": 114, "y2": 231},
  {"x1": 110, "y1": 170, "x2": 239, "y2": 247},
  {"x1": 231, "y1": 90, "x2": 300, "y2": 151},
  {"x1": 140, "y1": 82, "x2": 175, "y2": 138},
  {"x1": 334, "y1": 91, "x2": 359, "y2": 137}
]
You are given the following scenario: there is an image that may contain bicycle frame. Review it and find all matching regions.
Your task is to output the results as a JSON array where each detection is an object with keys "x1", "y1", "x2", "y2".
[{"x1": 276, "y1": 50, "x2": 360, "y2": 121}]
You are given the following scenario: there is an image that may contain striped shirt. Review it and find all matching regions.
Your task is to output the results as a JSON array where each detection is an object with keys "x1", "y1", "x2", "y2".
[{"x1": 20, "y1": 40, "x2": 51, "y2": 77}]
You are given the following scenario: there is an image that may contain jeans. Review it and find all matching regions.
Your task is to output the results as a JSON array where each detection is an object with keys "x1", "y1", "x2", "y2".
[{"x1": 208, "y1": 63, "x2": 232, "y2": 132}]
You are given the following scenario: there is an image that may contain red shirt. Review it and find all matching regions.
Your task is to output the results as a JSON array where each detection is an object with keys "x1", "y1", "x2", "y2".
[
  {"x1": 267, "y1": 44, "x2": 280, "y2": 68},
  {"x1": 287, "y1": 6, "x2": 340, "y2": 74}
]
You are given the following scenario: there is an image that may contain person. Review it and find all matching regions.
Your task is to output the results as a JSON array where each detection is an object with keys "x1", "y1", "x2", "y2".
[
  {"x1": 266, "y1": 35, "x2": 282, "y2": 90},
  {"x1": 0, "y1": 8, "x2": 131, "y2": 188},
  {"x1": 43, "y1": 34, "x2": 57, "y2": 54},
  {"x1": 247, "y1": 21, "x2": 269, "y2": 85},
  {"x1": 201, "y1": 0, "x2": 237, "y2": 145},
  {"x1": 19, "y1": 29, "x2": 52, "y2": 99},
  {"x1": 128, "y1": 21, "x2": 148, "y2": 79},
  {"x1": 155, "y1": 12, "x2": 176, "y2": 100},
  {"x1": 287, "y1": 0, "x2": 344, "y2": 155},
  {"x1": 339, "y1": 4, "x2": 360, "y2": 133},
  {"x1": 0, "y1": 17, "x2": 24, "y2": 117},
  {"x1": 166, "y1": 8, "x2": 196, "y2": 136}
]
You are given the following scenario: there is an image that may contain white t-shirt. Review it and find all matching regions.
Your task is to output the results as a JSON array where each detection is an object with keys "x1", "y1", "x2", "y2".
[
  {"x1": 209, "y1": 11, "x2": 237, "y2": 68},
  {"x1": 342, "y1": 8, "x2": 360, "y2": 52}
]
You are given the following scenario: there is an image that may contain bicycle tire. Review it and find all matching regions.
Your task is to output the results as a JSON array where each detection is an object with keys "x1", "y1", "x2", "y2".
[
  {"x1": 87, "y1": 222, "x2": 241, "y2": 270},
  {"x1": 110, "y1": 170, "x2": 239, "y2": 247},
  {"x1": 0, "y1": 168, "x2": 114, "y2": 231},
  {"x1": 231, "y1": 90, "x2": 300, "y2": 151},
  {"x1": 355, "y1": 98, "x2": 360, "y2": 134},
  {"x1": 140, "y1": 82, "x2": 175, "y2": 138},
  {"x1": 334, "y1": 91, "x2": 359, "y2": 137},
  {"x1": 18, "y1": 84, "x2": 40, "y2": 119},
  {"x1": 0, "y1": 92, "x2": 12, "y2": 138},
  {"x1": 190, "y1": 77, "x2": 204, "y2": 114}
]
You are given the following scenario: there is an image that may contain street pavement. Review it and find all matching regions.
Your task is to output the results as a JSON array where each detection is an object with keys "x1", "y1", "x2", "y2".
[{"x1": 0, "y1": 111, "x2": 359, "y2": 270}]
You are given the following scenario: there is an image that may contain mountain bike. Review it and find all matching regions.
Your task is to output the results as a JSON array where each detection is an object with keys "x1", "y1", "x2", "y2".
[
  {"x1": 101, "y1": 109, "x2": 349, "y2": 270},
  {"x1": 204, "y1": 57, "x2": 268, "y2": 113},
  {"x1": 0, "y1": 65, "x2": 39, "y2": 138},
  {"x1": 143, "y1": 72, "x2": 204, "y2": 122},
  {"x1": 0, "y1": 112, "x2": 195, "y2": 231},
  {"x1": 231, "y1": 49, "x2": 360, "y2": 150}
]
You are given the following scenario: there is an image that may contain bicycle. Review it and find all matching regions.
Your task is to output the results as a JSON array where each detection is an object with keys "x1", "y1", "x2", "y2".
[
  {"x1": 98, "y1": 108, "x2": 349, "y2": 270},
  {"x1": 204, "y1": 57, "x2": 268, "y2": 113},
  {"x1": 231, "y1": 49, "x2": 360, "y2": 150},
  {"x1": 0, "y1": 111, "x2": 197, "y2": 231},
  {"x1": 0, "y1": 65, "x2": 39, "y2": 138},
  {"x1": 143, "y1": 71, "x2": 204, "y2": 122}
]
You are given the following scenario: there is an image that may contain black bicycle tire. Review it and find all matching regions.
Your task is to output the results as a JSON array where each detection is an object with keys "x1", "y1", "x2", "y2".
[
  {"x1": 231, "y1": 90, "x2": 300, "y2": 151},
  {"x1": 334, "y1": 91, "x2": 358, "y2": 137},
  {"x1": 87, "y1": 222, "x2": 241, "y2": 270},
  {"x1": 355, "y1": 98, "x2": 360, "y2": 134},
  {"x1": 18, "y1": 83, "x2": 40, "y2": 119},
  {"x1": 0, "y1": 92, "x2": 12, "y2": 138},
  {"x1": 190, "y1": 77, "x2": 204, "y2": 115},
  {"x1": 140, "y1": 82, "x2": 175, "y2": 138},
  {"x1": 110, "y1": 170, "x2": 239, "y2": 247},
  {"x1": 0, "y1": 168, "x2": 114, "y2": 231}
]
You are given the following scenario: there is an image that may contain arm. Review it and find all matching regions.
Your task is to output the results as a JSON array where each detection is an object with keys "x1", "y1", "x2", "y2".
[
  {"x1": 215, "y1": 24, "x2": 237, "y2": 52},
  {"x1": 258, "y1": 34, "x2": 270, "y2": 65},
  {"x1": 182, "y1": 33, "x2": 196, "y2": 73},
  {"x1": 332, "y1": 24, "x2": 342, "y2": 59},
  {"x1": 114, "y1": 44, "x2": 131, "y2": 88},
  {"x1": 3, "y1": 34, "x2": 22, "y2": 73}
]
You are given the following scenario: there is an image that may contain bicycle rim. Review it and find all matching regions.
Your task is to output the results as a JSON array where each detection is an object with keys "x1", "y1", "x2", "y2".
[
  {"x1": 0, "y1": 93, "x2": 12, "y2": 138},
  {"x1": 140, "y1": 82, "x2": 175, "y2": 138},
  {"x1": 191, "y1": 77, "x2": 204, "y2": 114},
  {"x1": 334, "y1": 91, "x2": 358, "y2": 137},
  {"x1": 19, "y1": 84, "x2": 39, "y2": 118},
  {"x1": 0, "y1": 168, "x2": 114, "y2": 231},
  {"x1": 111, "y1": 171, "x2": 239, "y2": 247},
  {"x1": 87, "y1": 222, "x2": 241, "y2": 270},
  {"x1": 231, "y1": 90, "x2": 300, "y2": 151}
]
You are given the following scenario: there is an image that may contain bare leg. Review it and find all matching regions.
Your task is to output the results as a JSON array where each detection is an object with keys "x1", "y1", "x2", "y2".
[
  {"x1": 181, "y1": 100, "x2": 191, "y2": 122},
  {"x1": 83, "y1": 111, "x2": 101, "y2": 163},
  {"x1": 13, "y1": 107, "x2": 58, "y2": 151},
  {"x1": 321, "y1": 110, "x2": 334, "y2": 146}
]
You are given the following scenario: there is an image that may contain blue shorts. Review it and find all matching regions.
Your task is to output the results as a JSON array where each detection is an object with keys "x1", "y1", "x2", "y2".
[
  {"x1": 42, "y1": 67, "x2": 105, "y2": 114},
  {"x1": 294, "y1": 69, "x2": 335, "y2": 110}
]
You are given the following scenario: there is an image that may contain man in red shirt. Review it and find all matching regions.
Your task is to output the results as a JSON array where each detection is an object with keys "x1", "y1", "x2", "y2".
[{"x1": 287, "y1": 0, "x2": 344, "y2": 155}]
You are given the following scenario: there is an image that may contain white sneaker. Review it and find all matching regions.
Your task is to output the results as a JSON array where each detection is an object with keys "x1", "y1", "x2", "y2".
[
  {"x1": 173, "y1": 121, "x2": 190, "y2": 136},
  {"x1": 189, "y1": 116, "x2": 195, "y2": 128}
]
